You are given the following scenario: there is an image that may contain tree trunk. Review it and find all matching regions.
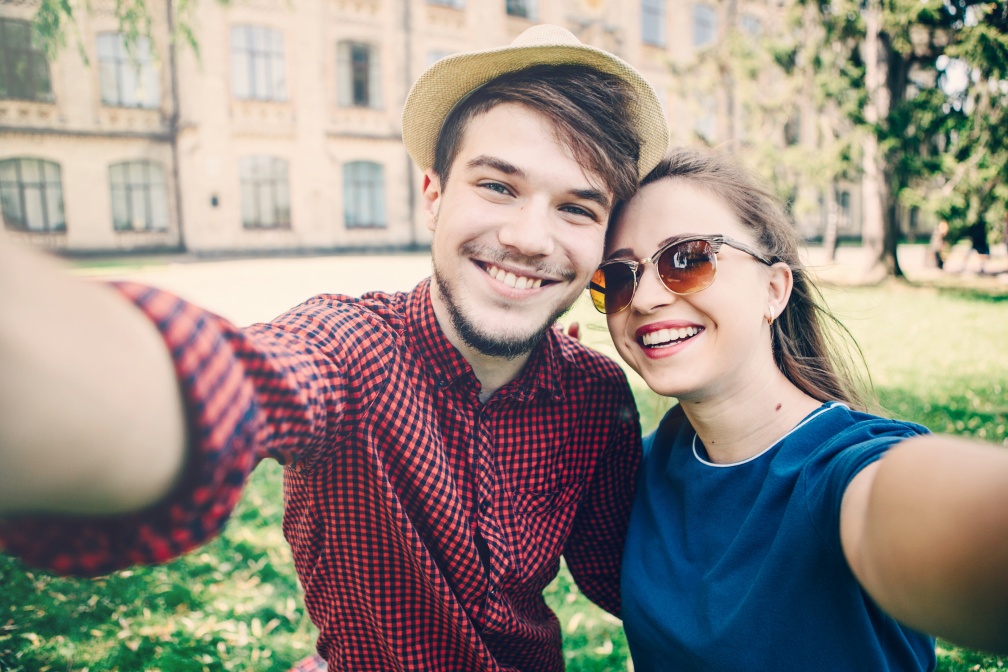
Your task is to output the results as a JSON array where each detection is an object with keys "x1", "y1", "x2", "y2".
[
  {"x1": 860, "y1": 0, "x2": 888, "y2": 279},
  {"x1": 823, "y1": 186, "x2": 839, "y2": 260}
]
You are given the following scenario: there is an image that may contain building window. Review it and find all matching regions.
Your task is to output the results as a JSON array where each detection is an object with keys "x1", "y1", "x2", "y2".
[
  {"x1": 96, "y1": 33, "x2": 160, "y2": 108},
  {"x1": 231, "y1": 25, "x2": 287, "y2": 101},
  {"x1": 343, "y1": 161, "x2": 386, "y2": 229},
  {"x1": 109, "y1": 161, "x2": 169, "y2": 231},
  {"x1": 0, "y1": 158, "x2": 65, "y2": 232},
  {"x1": 337, "y1": 42, "x2": 381, "y2": 108},
  {"x1": 0, "y1": 18, "x2": 52, "y2": 102},
  {"x1": 428, "y1": 0, "x2": 465, "y2": 8},
  {"x1": 642, "y1": 0, "x2": 667, "y2": 47},
  {"x1": 506, "y1": 0, "x2": 537, "y2": 20},
  {"x1": 239, "y1": 156, "x2": 290, "y2": 228},
  {"x1": 693, "y1": 4, "x2": 717, "y2": 49}
]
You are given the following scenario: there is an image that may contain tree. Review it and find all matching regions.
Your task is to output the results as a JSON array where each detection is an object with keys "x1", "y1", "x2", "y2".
[
  {"x1": 32, "y1": 0, "x2": 205, "y2": 62},
  {"x1": 805, "y1": 0, "x2": 1008, "y2": 277},
  {"x1": 917, "y1": 3, "x2": 1008, "y2": 254}
]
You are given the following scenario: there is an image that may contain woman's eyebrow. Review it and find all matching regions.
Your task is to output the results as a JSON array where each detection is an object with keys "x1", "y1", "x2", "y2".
[{"x1": 604, "y1": 247, "x2": 635, "y2": 261}]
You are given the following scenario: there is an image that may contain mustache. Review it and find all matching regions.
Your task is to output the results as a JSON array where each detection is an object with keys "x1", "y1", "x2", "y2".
[{"x1": 459, "y1": 242, "x2": 578, "y2": 283}]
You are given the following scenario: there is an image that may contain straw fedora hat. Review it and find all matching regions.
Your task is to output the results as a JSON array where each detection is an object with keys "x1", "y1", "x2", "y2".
[{"x1": 402, "y1": 24, "x2": 669, "y2": 180}]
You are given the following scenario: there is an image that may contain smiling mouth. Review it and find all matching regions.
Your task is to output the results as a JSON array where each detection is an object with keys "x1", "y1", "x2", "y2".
[
  {"x1": 641, "y1": 326, "x2": 702, "y2": 348},
  {"x1": 484, "y1": 263, "x2": 545, "y2": 290}
]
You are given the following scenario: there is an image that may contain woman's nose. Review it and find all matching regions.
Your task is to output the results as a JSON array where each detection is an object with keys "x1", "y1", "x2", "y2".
[{"x1": 630, "y1": 262, "x2": 675, "y2": 313}]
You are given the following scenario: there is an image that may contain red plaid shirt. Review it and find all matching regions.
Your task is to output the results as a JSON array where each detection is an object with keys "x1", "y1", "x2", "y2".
[{"x1": 0, "y1": 278, "x2": 641, "y2": 671}]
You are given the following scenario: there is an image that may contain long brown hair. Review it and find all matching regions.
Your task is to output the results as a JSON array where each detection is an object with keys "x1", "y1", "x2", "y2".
[{"x1": 629, "y1": 147, "x2": 873, "y2": 410}]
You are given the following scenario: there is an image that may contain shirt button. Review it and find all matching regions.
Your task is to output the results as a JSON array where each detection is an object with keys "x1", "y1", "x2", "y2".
[{"x1": 479, "y1": 500, "x2": 492, "y2": 515}]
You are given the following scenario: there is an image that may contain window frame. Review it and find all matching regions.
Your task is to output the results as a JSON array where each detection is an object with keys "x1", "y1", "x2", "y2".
[
  {"x1": 641, "y1": 0, "x2": 667, "y2": 47},
  {"x1": 239, "y1": 156, "x2": 291, "y2": 229},
  {"x1": 0, "y1": 18, "x2": 53, "y2": 102},
  {"x1": 506, "y1": 0, "x2": 538, "y2": 20},
  {"x1": 0, "y1": 157, "x2": 65, "y2": 232},
  {"x1": 343, "y1": 161, "x2": 387, "y2": 229},
  {"x1": 230, "y1": 25, "x2": 288, "y2": 102},
  {"x1": 96, "y1": 32, "x2": 161, "y2": 109},
  {"x1": 109, "y1": 160, "x2": 169, "y2": 231},
  {"x1": 693, "y1": 4, "x2": 718, "y2": 49},
  {"x1": 337, "y1": 41, "x2": 381, "y2": 109}
]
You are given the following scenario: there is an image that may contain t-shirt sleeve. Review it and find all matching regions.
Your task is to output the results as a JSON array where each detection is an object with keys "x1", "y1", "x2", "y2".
[
  {"x1": 0, "y1": 282, "x2": 345, "y2": 577},
  {"x1": 803, "y1": 415, "x2": 930, "y2": 556}
]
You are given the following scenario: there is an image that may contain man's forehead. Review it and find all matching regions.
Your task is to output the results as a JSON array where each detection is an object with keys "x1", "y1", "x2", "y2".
[{"x1": 452, "y1": 104, "x2": 614, "y2": 205}]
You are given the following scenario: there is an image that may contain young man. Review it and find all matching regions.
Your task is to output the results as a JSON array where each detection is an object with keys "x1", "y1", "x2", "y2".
[{"x1": 0, "y1": 25, "x2": 669, "y2": 671}]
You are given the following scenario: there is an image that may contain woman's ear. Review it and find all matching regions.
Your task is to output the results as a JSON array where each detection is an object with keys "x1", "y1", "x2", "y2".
[
  {"x1": 422, "y1": 170, "x2": 442, "y2": 233},
  {"x1": 766, "y1": 262, "x2": 793, "y2": 324}
]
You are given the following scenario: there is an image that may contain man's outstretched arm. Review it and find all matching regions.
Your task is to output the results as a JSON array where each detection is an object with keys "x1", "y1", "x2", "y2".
[{"x1": 0, "y1": 236, "x2": 187, "y2": 516}]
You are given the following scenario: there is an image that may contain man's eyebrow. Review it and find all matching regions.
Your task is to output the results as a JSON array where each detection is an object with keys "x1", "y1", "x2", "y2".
[
  {"x1": 571, "y1": 188, "x2": 611, "y2": 210},
  {"x1": 466, "y1": 155, "x2": 523, "y2": 177},
  {"x1": 466, "y1": 155, "x2": 611, "y2": 209}
]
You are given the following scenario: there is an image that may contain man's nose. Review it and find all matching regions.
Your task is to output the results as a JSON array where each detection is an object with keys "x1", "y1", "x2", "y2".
[{"x1": 497, "y1": 203, "x2": 555, "y2": 257}]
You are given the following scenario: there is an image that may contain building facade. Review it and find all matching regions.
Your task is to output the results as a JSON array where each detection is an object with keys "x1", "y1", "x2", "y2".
[{"x1": 1, "y1": 0, "x2": 853, "y2": 254}]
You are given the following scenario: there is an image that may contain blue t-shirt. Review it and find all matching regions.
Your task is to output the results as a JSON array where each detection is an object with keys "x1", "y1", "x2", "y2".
[{"x1": 621, "y1": 402, "x2": 937, "y2": 671}]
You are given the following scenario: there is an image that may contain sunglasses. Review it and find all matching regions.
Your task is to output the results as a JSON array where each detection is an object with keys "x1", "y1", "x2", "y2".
[{"x1": 589, "y1": 235, "x2": 773, "y2": 315}]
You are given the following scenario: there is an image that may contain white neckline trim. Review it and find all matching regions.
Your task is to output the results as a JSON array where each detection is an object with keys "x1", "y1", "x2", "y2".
[{"x1": 691, "y1": 401, "x2": 848, "y2": 468}]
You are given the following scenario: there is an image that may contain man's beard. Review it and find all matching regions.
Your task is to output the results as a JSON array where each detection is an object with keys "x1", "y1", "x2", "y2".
[{"x1": 431, "y1": 249, "x2": 572, "y2": 360}]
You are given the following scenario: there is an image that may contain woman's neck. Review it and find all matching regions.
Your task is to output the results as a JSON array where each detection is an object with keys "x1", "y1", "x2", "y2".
[{"x1": 679, "y1": 370, "x2": 823, "y2": 465}]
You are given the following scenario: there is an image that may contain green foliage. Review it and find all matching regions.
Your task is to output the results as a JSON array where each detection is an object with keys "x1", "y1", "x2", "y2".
[
  {"x1": 841, "y1": 1, "x2": 1006, "y2": 243},
  {"x1": 30, "y1": 0, "x2": 223, "y2": 63}
]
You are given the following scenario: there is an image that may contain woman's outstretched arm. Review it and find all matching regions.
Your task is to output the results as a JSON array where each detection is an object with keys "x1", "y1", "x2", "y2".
[{"x1": 841, "y1": 433, "x2": 1008, "y2": 653}]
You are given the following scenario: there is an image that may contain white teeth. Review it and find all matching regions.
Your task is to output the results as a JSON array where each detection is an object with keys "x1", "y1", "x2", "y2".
[
  {"x1": 487, "y1": 264, "x2": 543, "y2": 290},
  {"x1": 642, "y1": 326, "x2": 699, "y2": 347}
]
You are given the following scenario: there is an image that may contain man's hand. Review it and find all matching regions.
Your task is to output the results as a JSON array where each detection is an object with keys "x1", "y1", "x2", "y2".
[{"x1": 0, "y1": 236, "x2": 187, "y2": 516}]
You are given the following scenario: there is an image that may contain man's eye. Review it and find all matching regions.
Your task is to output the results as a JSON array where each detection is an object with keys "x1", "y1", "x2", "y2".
[
  {"x1": 561, "y1": 204, "x2": 598, "y2": 221},
  {"x1": 481, "y1": 182, "x2": 510, "y2": 195}
]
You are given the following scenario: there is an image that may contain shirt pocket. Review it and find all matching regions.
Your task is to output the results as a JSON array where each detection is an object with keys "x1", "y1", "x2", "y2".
[{"x1": 508, "y1": 477, "x2": 586, "y2": 585}]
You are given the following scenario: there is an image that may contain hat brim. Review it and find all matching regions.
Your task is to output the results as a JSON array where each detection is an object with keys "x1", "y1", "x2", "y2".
[{"x1": 402, "y1": 27, "x2": 669, "y2": 181}]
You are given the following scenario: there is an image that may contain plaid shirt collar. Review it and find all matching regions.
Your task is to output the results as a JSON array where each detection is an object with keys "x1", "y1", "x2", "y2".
[{"x1": 406, "y1": 278, "x2": 566, "y2": 404}]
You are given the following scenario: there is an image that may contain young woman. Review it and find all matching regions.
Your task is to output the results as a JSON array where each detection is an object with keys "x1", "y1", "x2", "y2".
[{"x1": 589, "y1": 148, "x2": 1008, "y2": 671}]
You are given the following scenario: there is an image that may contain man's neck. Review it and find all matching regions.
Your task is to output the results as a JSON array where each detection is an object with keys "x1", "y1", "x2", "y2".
[
  {"x1": 428, "y1": 291, "x2": 533, "y2": 403},
  {"x1": 470, "y1": 350, "x2": 530, "y2": 403}
]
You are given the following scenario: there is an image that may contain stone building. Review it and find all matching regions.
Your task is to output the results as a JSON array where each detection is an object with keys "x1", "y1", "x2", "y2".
[{"x1": 2, "y1": 0, "x2": 846, "y2": 254}]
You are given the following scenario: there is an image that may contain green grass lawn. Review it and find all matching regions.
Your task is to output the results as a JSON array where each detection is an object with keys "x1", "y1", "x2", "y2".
[{"x1": 2, "y1": 280, "x2": 1006, "y2": 671}]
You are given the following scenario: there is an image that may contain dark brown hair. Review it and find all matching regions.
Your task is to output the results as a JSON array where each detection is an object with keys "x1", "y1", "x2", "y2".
[
  {"x1": 629, "y1": 147, "x2": 873, "y2": 410},
  {"x1": 432, "y1": 64, "x2": 642, "y2": 205}
]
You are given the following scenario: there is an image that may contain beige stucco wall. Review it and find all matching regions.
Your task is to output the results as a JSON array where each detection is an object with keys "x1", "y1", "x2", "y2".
[{"x1": 5, "y1": 0, "x2": 824, "y2": 255}]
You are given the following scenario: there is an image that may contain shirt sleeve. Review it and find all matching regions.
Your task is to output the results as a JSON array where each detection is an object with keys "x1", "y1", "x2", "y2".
[
  {"x1": 803, "y1": 415, "x2": 931, "y2": 556},
  {"x1": 0, "y1": 282, "x2": 345, "y2": 577},
  {"x1": 562, "y1": 383, "x2": 643, "y2": 617}
]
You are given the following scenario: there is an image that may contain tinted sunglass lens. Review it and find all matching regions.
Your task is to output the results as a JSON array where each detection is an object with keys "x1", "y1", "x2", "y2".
[
  {"x1": 657, "y1": 240, "x2": 717, "y2": 295},
  {"x1": 590, "y1": 264, "x2": 636, "y2": 314},
  {"x1": 589, "y1": 269, "x2": 609, "y2": 313}
]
